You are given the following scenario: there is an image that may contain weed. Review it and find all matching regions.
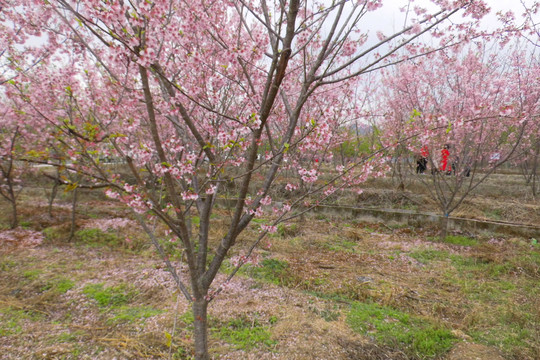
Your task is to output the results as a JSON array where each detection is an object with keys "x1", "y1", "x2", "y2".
[
  {"x1": 82, "y1": 283, "x2": 135, "y2": 307},
  {"x1": 347, "y1": 302, "x2": 456, "y2": 359},
  {"x1": 214, "y1": 316, "x2": 276, "y2": 350}
]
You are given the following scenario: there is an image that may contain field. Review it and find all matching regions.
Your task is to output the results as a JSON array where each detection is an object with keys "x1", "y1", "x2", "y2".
[{"x1": 1, "y1": 172, "x2": 539, "y2": 359}]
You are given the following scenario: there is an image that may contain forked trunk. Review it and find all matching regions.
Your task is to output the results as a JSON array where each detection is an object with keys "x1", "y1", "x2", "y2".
[{"x1": 193, "y1": 298, "x2": 209, "y2": 360}]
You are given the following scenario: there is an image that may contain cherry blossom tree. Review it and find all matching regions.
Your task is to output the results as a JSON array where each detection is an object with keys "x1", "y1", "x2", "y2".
[
  {"x1": 379, "y1": 44, "x2": 538, "y2": 238},
  {"x1": 2, "y1": 0, "x2": 495, "y2": 358}
]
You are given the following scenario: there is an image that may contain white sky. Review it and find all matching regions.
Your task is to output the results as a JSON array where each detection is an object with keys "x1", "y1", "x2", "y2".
[{"x1": 363, "y1": 0, "x2": 537, "y2": 35}]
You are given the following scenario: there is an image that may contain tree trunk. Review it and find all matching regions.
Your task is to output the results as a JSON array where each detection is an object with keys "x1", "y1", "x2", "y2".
[
  {"x1": 10, "y1": 198, "x2": 18, "y2": 229},
  {"x1": 48, "y1": 169, "x2": 60, "y2": 217},
  {"x1": 532, "y1": 148, "x2": 538, "y2": 198},
  {"x1": 69, "y1": 188, "x2": 78, "y2": 241},
  {"x1": 192, "y1": 298, "x2": 209, "y2": 360},
  {"x1": 439, "y1": 214, "x2": 449, "y2": 241}
]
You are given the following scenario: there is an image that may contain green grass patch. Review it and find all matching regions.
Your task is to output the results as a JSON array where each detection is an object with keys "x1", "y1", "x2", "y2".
[
  {"x1": 0, "y1": 307, "x2": 43, "y2": 336},
  {"x1": 52, "y1": 278, "x2": 76, "y2": 294},
  {"x1": 19, "y1": 220, "x2": 32, "y2": 229},
  {"x1": 322, "y1": 237, "x2": 357, "y2": 253},
  {"x1": 408, "y1": 249, "x2": 448, "y2": 264},
  {"x1": 108, "y1": 306, "x2": 164, "y2": 324},
  {"x1": 75, "y1": 228, "x2": 120, "y2": 247},
  {"x1": 309, "y1": 305, "x2": 340, "y2": 322},
  {"x1": 243, "y1": 258, "x2": 293, "y2": 286},
  {"x1": 52, "y1": 330, "x2": 87, "y2": 343},
  {"x1": 0, "y1": 259, "x2": 17, "y2": 271},
  {"x1": 273, "y1": 223, "x2": 300, "y2": 238},
  {"x1": 449, "y1": 254, "x2": 488, "y2": 270},
  {"x1": 484, "y1": 209, "x2": 503, "y2": 221},
  {"x1": 39, "y1": 276, "x2": 77, "y2": 294},
  {"x1": 82, "y1": 283, "x2": 135, "y2": 308},
  {"x1": 347, "y1": 302, "x2": 457, "y2": 359},
  {"x1": 214, "y1": 316, "x2": 276, "y2": 350},
  {"x1": 23, "y1": 269, "x2": 42, "y2": 280},
  {"x1": 443, "y1": 235, "x2": 478, "y2": 247},
  {"x1": 43, "y1": 226, "x2": 69, "y2": 242},
  {"x1": 468, "y1": 307, "x2": 539, "y2": 358}
]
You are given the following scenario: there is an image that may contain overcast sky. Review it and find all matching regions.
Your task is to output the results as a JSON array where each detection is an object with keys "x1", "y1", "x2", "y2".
[{"x1": 360, "y1": 0, "x2": 537, "y2": 34}]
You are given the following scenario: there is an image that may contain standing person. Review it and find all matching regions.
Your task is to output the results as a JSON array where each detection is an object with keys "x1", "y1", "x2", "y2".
[
  {"x1": 416, "y1": 145, "x2": 428, "y2": 174},
  {"x1": 440, "y1": 144, "x2": 451, "y2": 175}
]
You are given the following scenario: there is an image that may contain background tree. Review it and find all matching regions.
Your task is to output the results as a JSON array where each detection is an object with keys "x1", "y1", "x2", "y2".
[{"x1": 379, "y1": 44, "x2": 539, "y2": 238}]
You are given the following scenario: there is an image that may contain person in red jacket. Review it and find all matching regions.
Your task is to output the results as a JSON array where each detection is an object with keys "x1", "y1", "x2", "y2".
[{"x1": 440, "y1": 144, "x2": 451, "y2": 174}]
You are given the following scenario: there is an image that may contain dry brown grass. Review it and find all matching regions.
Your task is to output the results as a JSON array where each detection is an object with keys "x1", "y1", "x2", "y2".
[{"x1": 0, "y1": 173, "x2": 539, "y2": 359}]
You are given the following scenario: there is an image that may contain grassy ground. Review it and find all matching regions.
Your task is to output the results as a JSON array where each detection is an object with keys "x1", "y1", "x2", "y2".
[{"x1": 0, "y1": 177, "x2": 539, "y2": 359}]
